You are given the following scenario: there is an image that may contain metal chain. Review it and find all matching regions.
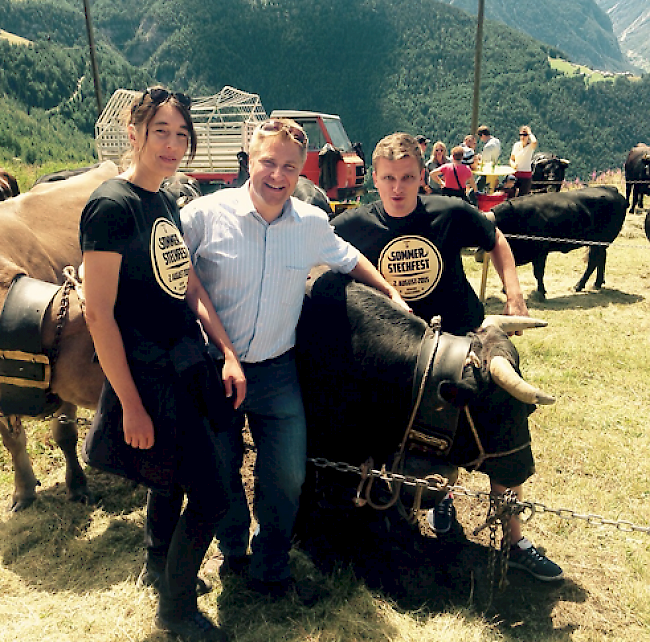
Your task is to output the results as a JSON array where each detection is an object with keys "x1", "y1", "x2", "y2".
[
  {"x1": 307, "y1": 456, "x2": 650, "y2": 534},
  {"x1": 503, "y1": 233, "x2": 613, "y2": 247},
  {"x1": 44, "y1": 414, "x2": 92, "y2": 426},
  {"x1": 501, "y1": 233, "x2": 650, "y2": 251}
]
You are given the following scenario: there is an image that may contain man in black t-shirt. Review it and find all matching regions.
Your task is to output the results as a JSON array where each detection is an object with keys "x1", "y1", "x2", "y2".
[
  {"x1": 334, "y1": 133, "x2": 528, "y2": 335},
  {"x1": 333, "y1": 133, "x2": 564, "y2": 582}
]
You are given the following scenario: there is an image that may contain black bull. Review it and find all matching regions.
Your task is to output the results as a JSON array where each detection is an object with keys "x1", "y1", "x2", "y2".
[
  {"x1": 490, "y1": 186, "x2": 627, "y2": 298},
  {"x1": 531, "y1": 152, "x2": 569, "y2": 193},
  {"x1": 294, "y1": 269, "x2": 553, "y2": 533},
  {"x1": 625, "y1": 144, "x2": 650, "y2": 213}
]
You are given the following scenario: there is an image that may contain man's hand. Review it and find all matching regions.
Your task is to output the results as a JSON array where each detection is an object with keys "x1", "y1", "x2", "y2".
[
  {"x1": 222, "y1": 355, "x2": 247, "y2": 409},
  {"x1": 503, "y1": 294, "x2": 529, "y2": 335},
  {"x1": 388, "y1": 288, "x2": 412, "y2": 313}
]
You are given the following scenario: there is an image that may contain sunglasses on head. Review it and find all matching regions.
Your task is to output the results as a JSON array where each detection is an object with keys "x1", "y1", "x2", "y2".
[
  {"x1": 137, "y1": 87, "x2": 192, "y2": 110},
  {"x1": 259, "y1": 119, "x2": 308, "y2": 146}
]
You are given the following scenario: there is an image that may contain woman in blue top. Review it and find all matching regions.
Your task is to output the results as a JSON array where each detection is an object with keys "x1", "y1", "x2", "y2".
[{"x1": 81, "y1": 86, "x2": 245, "y2": 641}]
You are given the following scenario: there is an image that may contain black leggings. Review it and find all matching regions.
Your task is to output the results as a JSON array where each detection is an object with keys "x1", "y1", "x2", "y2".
[{"x1": 145, "y1": 421, "x2": 227, "y2": 618}]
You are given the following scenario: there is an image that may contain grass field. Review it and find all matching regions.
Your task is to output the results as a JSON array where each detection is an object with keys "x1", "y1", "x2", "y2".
[
  {"x1": 547, "y1": 57, "x2": 640, "y2": 85},
  {"x1": 1, "y1": 198, "x2": 650, "y2": 641}
]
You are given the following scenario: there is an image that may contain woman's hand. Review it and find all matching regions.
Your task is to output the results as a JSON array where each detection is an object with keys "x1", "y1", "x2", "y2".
[{"x1": 122, "y1": 404, "x2": 155, "y2": 449}]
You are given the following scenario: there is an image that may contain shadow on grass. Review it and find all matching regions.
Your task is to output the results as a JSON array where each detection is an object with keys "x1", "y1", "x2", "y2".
[
  {"x1": 485, "y1": 287, "x2": 642, "y2": 314},
  {"x1": 294, "y1": 483, "x2": 588, "y2": 642},
  {"x1": 0, "y1": 470, "x2": 147, "y2": 593}
]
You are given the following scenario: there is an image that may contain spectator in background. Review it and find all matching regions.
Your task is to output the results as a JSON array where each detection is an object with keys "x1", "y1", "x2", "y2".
[
  {"x1": 462, "y1": 134, "x2": 479, "y2": 171},
  {"x1": 426, "y1": 141, "x2": 450, "y2": 193},
  {"x1": 430, "y1": 145, "x2": 477, "y2": 202},
  {"x1": 477, "y1": 125, "x2": 501, "y2": 167},
  {"x1": 426, "y1": 141, "x2": 450, "y2": 171},
  {"x1": 499, "y1": 174, "x2": 517, "y2": 199},
  {"x1": 510, "y1": 126, "x2": 537, "y2": 196},
  {"x1": 415, "y1": 134, "x2": 433, "y2": 194}
]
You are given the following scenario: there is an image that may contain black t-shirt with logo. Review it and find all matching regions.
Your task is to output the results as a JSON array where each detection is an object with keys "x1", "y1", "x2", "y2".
[
  {"x1": 333, "y1": 195, "x2": 496, "y2": 334},
  {"x1": 80, "y1": 178, "x2": 201, "y2": 358}
]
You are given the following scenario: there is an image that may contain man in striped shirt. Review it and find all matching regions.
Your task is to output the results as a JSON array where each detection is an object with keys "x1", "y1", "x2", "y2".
[{"x1": 181, "y1": 118, "x2": 409, "y2": 601}]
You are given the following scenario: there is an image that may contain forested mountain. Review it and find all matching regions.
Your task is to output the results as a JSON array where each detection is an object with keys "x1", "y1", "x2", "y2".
[
  {"x1": 595, "y1": 0, "x2": 650, "y2": 72},
  {"x1": 439, "y1": 0, "x2": 635, "y2": 73},
  {"x1": 1, "y1": 0, "x2": 650, "y2": 180}
]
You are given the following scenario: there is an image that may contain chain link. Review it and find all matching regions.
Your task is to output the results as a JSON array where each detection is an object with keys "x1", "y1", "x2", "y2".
[
  {"x1": 501, "y1": 233, "x2": 650, "y2": 252},
  {"x1": 307, "y1": 456, "x2": 650, "y2": 534},
  {"x1": 48, "y1": 280, "x2": 72, "y2": 370},
  {"x1": 41, "y1": 414, "x2": 92, "y2": 426}
]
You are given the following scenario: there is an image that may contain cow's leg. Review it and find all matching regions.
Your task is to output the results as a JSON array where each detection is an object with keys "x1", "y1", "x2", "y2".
[
  {"x1": 632, "y1": 186, "x2": 642, "y2": 213},
  {"x1": 626, "y1": 182, "x2": 633, "y2": 211},
  {"x1": 0, "y1": 415, "x2": 41, "y2": 511},
  {"x1": 51, "y1": 402, "x2": 94, "y2": 505},
  {"x1": 531, "y1": 254, "x2": 548, "y2": 299},
  {"x1": 592, "y1": 247, "x2": 607, "y2": 289},
  {"x1": 575, "y1": 247, "x2": 605, "y2": 291}
]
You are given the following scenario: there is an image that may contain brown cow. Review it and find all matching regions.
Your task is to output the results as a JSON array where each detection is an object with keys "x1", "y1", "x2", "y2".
[{"x1": 0, "y1": 162, "x2": 117, "y2": 510}]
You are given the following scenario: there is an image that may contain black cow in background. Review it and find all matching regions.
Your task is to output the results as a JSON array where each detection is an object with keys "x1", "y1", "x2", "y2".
[
  {"x1": 624, "y1": 144, "x2": 650, "y2": 213},
  {"x1": 530, "y1": 153, "x2": 570, "y2": 193},
  {"x1": 293, "y1": 176, "x2": 332, "y2": 216},
  {"x1": 490, "y1": 186, "x2": 627, "y2": 299}
]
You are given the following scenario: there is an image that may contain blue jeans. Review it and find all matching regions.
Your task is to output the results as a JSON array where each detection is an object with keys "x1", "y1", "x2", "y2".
[{"x1": 214, "y1": 350, "x2": 306, "y2": 582}]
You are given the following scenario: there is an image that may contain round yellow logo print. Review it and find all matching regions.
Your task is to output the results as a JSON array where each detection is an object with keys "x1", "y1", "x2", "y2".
[
  {"x1": 150, "y1": 218, "x2": 191, "y2": 299},
  {"x1": 378, "y1": 235, "x2": 443, "y2": 300}
]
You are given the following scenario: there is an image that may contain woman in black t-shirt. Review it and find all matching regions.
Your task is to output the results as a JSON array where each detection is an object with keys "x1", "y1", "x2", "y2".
[{"x1": 81, "y1": 87, "x2": 245, "y2": 641}]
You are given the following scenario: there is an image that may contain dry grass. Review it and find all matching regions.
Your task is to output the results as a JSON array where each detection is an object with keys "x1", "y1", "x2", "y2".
[{"x1": 1, "y1": 206, "x2": 650, "y2": 641}]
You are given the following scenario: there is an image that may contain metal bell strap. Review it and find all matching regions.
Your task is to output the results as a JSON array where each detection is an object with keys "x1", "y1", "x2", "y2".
[{"x1": 400, "y1": 317, "x2": 472, "y2": 457}]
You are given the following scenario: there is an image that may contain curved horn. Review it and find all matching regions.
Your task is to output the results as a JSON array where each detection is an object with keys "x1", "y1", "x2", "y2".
[
  {"x1": 560, "y1": 158, "x2": 570, "y2": 165},
  {"x1": 490, "y1": 356, "x2": 556, "y2": 405},
  {"x1": 482, "y1": 315, "x2": 548, "y2": 333}
]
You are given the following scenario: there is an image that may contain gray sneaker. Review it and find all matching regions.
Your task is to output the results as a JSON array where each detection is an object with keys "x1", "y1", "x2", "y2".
[
  {"x1": 508, "y1": 537, "x2": 564, "y2": 582},
  {"x1": 155, "y1": 610, "x2": 227, "y2": 641}
]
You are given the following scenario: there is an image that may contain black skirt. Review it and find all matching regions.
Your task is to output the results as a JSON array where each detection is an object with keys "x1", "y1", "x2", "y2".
[{"x1": 82, "y1": 339, "x2": 233, "y2": 490}]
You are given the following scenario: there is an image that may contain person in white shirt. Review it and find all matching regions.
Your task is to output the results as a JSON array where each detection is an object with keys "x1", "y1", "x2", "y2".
[
  {"x1": 181, "y1": 118, "x2": 408, "y2": 601},
  {"x1": 509, "y1": 125, "x2": 538, "y2": 196}
]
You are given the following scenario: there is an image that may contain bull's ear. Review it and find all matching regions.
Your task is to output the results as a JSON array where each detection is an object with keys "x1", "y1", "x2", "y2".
[{"x1": 438, "y1": 380, "x2": 475, "y2": 408}]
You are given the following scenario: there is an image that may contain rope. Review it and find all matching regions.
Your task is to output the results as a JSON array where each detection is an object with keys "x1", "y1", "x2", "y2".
[{"x1": 62, "y1": 266, "x2": 85, "y2": 314}]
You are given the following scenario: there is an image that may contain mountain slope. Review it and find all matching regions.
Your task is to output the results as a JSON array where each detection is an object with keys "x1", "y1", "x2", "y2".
[
  {"x1": 2, "y1": 0, "x2": 650, "y2": 180},
  {"x1": 439, "y1": 0, "x2": 634, "y2": 72},
  {"x1": 595, "y1": 0, "x2": 650, "y2": 72}
]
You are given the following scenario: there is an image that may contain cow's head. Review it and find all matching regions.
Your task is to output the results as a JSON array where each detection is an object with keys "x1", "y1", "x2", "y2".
[
  {"x1": 296, "y1": 270, "x2": 553, "y2": 514},
  {"x1": 397, "y1": 315, "x2": 553, "y2": 510},
  {"x1": 531, "y1": 153, "x2": 570, "y2": 193}
]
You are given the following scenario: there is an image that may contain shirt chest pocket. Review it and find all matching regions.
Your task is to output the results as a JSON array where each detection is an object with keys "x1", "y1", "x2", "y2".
[{"x1": 278, "y1": 264, "x2": 311, "y2": 306}]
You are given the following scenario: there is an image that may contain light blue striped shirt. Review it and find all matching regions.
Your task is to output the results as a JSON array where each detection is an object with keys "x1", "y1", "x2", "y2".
[{"x1": 181, "y1": 185, "x2": 360, "y2": 363}]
